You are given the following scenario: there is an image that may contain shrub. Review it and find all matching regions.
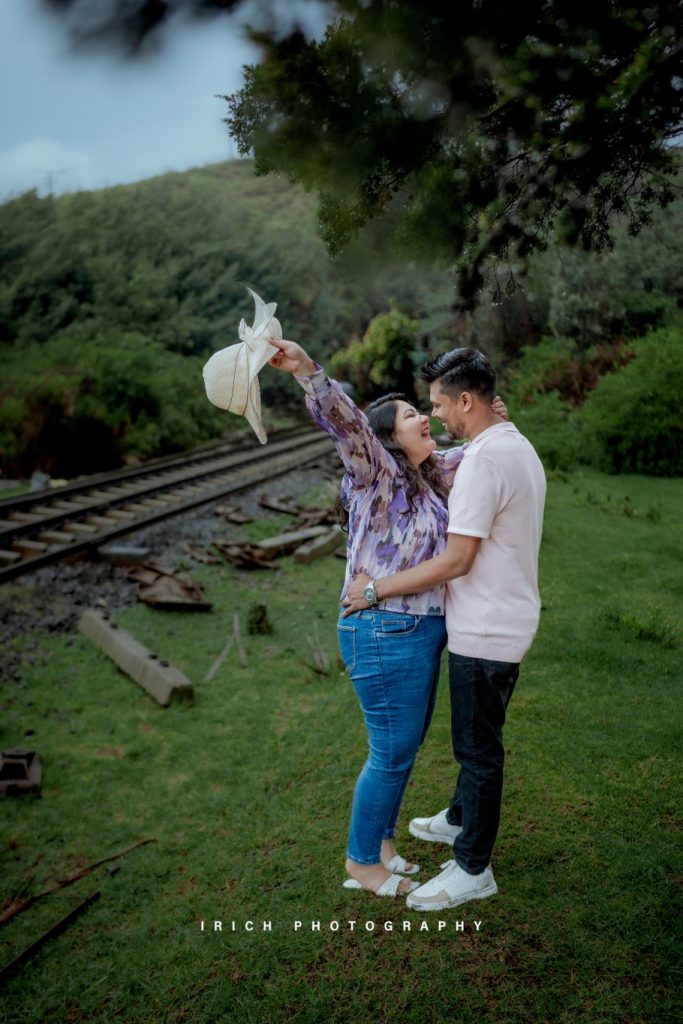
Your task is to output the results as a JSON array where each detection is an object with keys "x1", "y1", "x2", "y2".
[
  {"x1": 502, "y1": 337, "x2": 581, "y2": 470},
  {"x1": 577, "y1": 325, "x2": 683, "y2": 476},
  {"x1": 329, "y1": 309, "x2": 420, "y2": 401},
  {"x1": 508, "y1": 390, "x2": 582, "y2": 472},
  {"x1": 0, "y1": 331, "x2": 235, "y2": 477}
]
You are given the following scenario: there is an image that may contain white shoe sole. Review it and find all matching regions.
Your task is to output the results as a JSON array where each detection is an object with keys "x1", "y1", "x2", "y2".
[
  {"x1": 406, "y1": 880, "x2": 498, "y2": 911},
  {"x1": 408, "y1": 819, "x2": 461, "y2": 845}
]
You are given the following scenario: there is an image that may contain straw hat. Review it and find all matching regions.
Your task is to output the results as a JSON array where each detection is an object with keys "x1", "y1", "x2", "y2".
[{"x1": 202, "y1": 288, "x2": 281, "y2": 444}]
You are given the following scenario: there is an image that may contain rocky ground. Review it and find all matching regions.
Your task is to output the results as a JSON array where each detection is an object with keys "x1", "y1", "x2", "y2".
[{"x1": 0, "y1": 459, "x2": 342, "y2": 681}]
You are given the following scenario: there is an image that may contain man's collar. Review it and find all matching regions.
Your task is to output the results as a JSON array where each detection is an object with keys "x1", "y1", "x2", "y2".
[{"x1": 467, "y1": 421, "x2": 516, "y2": 446}]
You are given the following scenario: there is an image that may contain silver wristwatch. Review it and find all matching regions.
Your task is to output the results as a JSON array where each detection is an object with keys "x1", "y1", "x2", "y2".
[{"x1": 363, "y1": 580, "x2": 378, "y2": 605}]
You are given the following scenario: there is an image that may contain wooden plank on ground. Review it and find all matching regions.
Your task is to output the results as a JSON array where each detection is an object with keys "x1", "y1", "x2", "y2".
[{"x1": 78, "y1": 609, "x2": 194, "y2": 706}]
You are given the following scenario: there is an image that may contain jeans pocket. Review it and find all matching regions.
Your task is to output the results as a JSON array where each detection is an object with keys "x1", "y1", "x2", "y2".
[
  {"x1": 375, "y1": 615, "x2": 418, "y2": 637},
  {"x1": 337, "y1": 624, "x2": 356, "y2": 674}
]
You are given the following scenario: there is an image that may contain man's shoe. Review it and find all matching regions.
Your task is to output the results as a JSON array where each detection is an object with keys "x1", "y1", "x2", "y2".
[
  {"x1": 409, "y1": 808, "x2": 463, "y2": 844},
  {"x1": 405, "y1": 860, "x2": 498, "y2": 911}
]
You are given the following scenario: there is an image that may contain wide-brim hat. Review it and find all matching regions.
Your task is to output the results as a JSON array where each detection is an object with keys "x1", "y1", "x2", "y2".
[{"x1": 202, "y1": 288, "x2": 281, "y2": 444}]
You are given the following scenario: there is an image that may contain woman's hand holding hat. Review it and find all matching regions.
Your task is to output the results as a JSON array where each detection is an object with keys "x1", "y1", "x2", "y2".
[{"x1": 267, "y1": 338, "x2": 317, "y2": 377}]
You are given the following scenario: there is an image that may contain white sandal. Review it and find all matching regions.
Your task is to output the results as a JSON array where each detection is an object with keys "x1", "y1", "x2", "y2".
[
  {"x1": 343, "y1": 874, "x2": 419, "y2": 897},
  {"x1": 383, "y1": 853, "x2": 420, "y2": 875}
]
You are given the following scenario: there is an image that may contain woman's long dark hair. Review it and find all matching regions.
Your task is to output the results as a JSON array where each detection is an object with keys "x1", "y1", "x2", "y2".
[{"x1": 337, "y1": 392, "x2": 450, "y2": 528}]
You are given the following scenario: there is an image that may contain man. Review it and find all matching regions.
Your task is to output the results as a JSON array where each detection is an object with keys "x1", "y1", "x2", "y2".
[{"x1": 344, "y1": 347, "x2": 546, "y2": 910}]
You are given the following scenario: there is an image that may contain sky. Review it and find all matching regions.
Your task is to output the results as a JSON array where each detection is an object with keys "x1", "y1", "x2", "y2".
[{"x1": 0, "y1": 0, "x2": 328, "y2": 201}]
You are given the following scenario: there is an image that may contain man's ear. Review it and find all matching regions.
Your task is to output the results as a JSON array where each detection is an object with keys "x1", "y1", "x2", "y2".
[{"x1": 460, "y1": 390, "x2": 473, "y2": 412}]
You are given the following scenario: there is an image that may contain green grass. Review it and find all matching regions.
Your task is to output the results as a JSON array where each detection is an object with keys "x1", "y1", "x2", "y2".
[
  {"x1": 0, "y1": 483, "x2": 30, "y2": 500},
  {"x1": 1, "y1": 469, "x2": 681, "y2": 1023}
]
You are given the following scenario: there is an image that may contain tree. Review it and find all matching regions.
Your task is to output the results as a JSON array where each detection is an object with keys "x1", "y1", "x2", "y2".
[
  {"x1": 329, "y1": 308, "x2": 420, "y2": 401},
  {"x1": 225, "y1": 1, "x2": 683, "y2": 304},
  {"x1": 41, "y1": 0, "x2": 243, "y2": 53}
]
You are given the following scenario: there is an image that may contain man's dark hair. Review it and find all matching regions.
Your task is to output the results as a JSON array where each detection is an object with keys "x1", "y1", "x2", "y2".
[{"x1": 420, "y1": 347, "x2": 496, "y2": 400}]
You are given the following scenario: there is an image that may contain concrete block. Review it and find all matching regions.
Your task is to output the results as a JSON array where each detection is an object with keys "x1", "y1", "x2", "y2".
[
  {"x1": 293, "y1": 526, "x2": 345, "y2": 562},
  {"x1": 63, "y1": 522, "x2": 98, "y2": 534},
  {"x1": 257, "y1": 525, "x2": 329, "y2": 556},
  {"x1": 78, "y1": 609, "x2": 193, "y2": 706},
  {"x1": 39, "y1": 530, "x2": 77, "y2": 544},
  {"x1": 11, "y1": 538, "x2": 48, "y2": 555},
  {"x1": 97, "y1": 545, "x2": 151, "y2": 566}
]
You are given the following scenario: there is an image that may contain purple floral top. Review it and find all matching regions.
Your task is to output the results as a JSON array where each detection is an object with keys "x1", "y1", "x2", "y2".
[{"x1": 296, "y1": 367, "x2": 466, "y2": 615}]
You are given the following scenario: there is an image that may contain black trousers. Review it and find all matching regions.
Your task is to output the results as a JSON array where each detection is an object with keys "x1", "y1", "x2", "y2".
[{"x1": 445, "y1": 652, "x2": 519, "y2": 874}]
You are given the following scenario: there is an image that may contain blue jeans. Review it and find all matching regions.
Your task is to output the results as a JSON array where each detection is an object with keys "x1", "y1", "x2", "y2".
[
  {"x1": 445, "y1": 653, "x2": 519, "y2": 874},
  {"x1": 337, "y1": 610, "x2": 447, "y2": 865}
]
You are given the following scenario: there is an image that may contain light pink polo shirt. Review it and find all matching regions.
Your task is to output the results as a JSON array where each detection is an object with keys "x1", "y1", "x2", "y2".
[{"x1": 445, "y1": 422, "x2": 546, "y2": 663}]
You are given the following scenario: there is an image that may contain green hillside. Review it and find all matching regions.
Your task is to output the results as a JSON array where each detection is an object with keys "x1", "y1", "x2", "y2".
[
  {"x1": 0, "y1": 161, "x2": 447, "y2": 476},
  {"x1": 1, "y1": 159, "x2": 681, "y2": 478}
]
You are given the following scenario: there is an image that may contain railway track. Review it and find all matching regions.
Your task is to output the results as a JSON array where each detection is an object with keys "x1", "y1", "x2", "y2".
[{"x1": 0, "y1": 427, "x2": 334, "y2": 583}]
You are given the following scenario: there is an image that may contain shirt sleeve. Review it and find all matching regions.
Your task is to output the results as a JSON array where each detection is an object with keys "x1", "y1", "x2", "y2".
[
  {"x1": 447, "y1": 452, "x2": 503, "y2": 539},
  {"x1": 294, "y1": 366, "x2": 396, "y2": 488},
  {"x1": 436, "y1": 443, "x2": 467, "y2": 488}
]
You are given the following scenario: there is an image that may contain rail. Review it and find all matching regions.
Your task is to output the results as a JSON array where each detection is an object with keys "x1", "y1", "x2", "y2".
[{"x1": 0, "y1": 428, "x2": 334, "y2": 583}]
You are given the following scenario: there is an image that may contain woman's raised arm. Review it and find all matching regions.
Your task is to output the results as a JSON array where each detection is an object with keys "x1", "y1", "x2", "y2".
[{"x1": 268, "y1": 339, "x2": 395, "y2": 488}]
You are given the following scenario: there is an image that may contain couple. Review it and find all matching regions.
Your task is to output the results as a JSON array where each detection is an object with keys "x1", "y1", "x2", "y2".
[{"x1": 268, "y1": 337, "x2": 546, "y2": 910}]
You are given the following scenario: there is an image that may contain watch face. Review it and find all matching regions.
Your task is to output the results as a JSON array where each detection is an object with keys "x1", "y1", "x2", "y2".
[{"x1": 363, "y1": 585, "x2": 376, "y2": 603}]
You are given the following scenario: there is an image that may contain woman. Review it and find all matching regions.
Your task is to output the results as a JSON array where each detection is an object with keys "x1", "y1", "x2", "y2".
[{"x1": 268, "y1": 337, "x2": 505, "y2": 898}]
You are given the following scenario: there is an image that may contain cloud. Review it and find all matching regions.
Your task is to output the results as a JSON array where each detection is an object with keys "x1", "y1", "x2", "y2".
[{"x1": 0, "y1": 136, "x2": 99, "y2": 200}]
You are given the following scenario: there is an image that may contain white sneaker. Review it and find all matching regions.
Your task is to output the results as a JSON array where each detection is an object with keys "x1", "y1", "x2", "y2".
[
  {"x1": 409, "y1": 808, "x2": 462, "y2": 844},
  {"x1": 406, "y1": 860, "x2": 498, "y2": 911}
]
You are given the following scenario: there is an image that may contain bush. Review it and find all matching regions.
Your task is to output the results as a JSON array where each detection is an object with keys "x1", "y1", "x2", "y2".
[
  {"x1": 508, "y1": 390, "x2": 582, "y2": 472},
  {"x1": 577, "y1": 324, "x2": 683, "y2": 476},
  {"x1": 501, "y1": 337, "x2": 581, "y2": 470},
  {"x1": 329, "y1": 308, "x2": 420, "y2": 401},
  {"x1": 503, "y1": 336, "x2": 576, "y2": 404},
  {"x1": 0, "y1": 331, "x2": 235, "y2": 477}
]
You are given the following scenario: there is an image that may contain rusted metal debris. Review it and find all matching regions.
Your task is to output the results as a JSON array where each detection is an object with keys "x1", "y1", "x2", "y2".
[
  {"x1": 213, "y1": 503, "x2": 254, "y2": 524},
  {"x1": 212, "y1": 541, "x2": 279, "y2": 569},
  {"x1": 210, "y1": 523, "x2": 346, "y2": 570},
  {"x1": 0, "y1": 837, "x2": 158, "y2": 925},
  {"x1": 258, "y1": 493, "x2": 339, "y2": 530},
  {"x1": 78, "y1": 609, "x2": 194, "y2": 706},
  {"x1": 126, "y1": 562, "x2": 212, "y2": 610},
  {"x1": 0, "y1": 747, "x2": 42, "y2": 798},
  {"x1": 0, "y1": 890, "x2": 101, "y2": 984},
  {"x1": 181, "y1": 543, "x2": 221, "y2": 565},
  {"x1": 258, "y1": 493, "x2": 306, "y2": 515}
]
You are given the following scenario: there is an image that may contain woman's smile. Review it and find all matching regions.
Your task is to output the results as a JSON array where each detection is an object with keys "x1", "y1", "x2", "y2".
[{"x1": 391, "y1": 401, "x2": 437, "y2": 466}]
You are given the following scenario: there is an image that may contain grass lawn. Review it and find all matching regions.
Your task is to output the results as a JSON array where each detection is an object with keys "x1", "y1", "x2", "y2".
[{"x1": 1, "y1": 468, "x2": 681, "y2": 1023}]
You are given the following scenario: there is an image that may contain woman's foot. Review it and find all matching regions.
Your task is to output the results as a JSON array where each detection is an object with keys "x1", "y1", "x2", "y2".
[
  {"x1": 344, "y1": 857, "x2": 415, "y2": 895},
  {"x1": 381, "y1": 839, "x2": 418, "y2": 874}
]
